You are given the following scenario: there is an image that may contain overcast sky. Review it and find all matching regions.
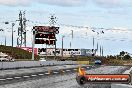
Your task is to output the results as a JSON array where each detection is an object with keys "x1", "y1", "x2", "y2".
[{"x1": 0, "y1": 0, "x2": 132, "y2": 56}]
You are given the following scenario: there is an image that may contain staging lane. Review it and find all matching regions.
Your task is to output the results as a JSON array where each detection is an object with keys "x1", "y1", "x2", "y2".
[{"x1": 0, "y1": 65, "x2": 96, "y2": 85}]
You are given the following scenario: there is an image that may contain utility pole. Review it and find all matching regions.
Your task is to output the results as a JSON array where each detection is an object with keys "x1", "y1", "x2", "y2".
[
  {"x1": 17, "y1": 11, "x2": 23, "y2": 47},
  {"x1": 49, "y1": 14, "x2": 57, "y2": 60},
  {"x1": 100, "y1": 45, "x2": 102, "y2": 56},
  {"x1": 102, "y1": 46, "x2": 103, "y2": 56},
  {"x1": 71, "y1": 30, "x2": 73, "y2": 39},
  {"x1": 17, "y1": 11, "x2": 27, "y2": 47},
  {"x1": 4, "y1": 22, "x2": 9, "y2": 46},
  {"x1": 0, "y1": 29, "x2": 4, "y2": 46},
  {"x1": 32, "y1": 29, "x2": 36, "y2": 60},
  {"x1": 12, "y1": 23, "x2": 15, "y2": 47},
  {"x1": 70, "y1": 30, "x2": 73, "y2": 49},
  {"x1": 23, "y1": 11, "x2": 27, "y2": 47},
  {"x1": 46, "y1": 44, "x2": 47, "y2": 60},
  {"x1": 62, "y1": 35, "x2": 65, "y2": 60},
  {"x1": 5, "y1": 35, "x2": 6, "y2": 46},
  {"x1": 4, "y1": 29, "x2": 7, "y2": 46},
  {"x1": 0, "y1": 22, "x2": 9, "y2": 46},
  {"x1": 95, "y1": 42, "x2": 98, "y2": 56},
  {"x1": 93, "y1": 37, "x2": 95, "y2": 50},
  {"x1": 11, "y1": 23, "x2": 15, "y2": 59}
]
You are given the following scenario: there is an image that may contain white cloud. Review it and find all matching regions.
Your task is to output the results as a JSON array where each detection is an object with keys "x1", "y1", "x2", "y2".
[
  {"x1": 38, "y1": 0, "x2": 88, "y2": 6},
  {"x1": 0, "y1": 0, "x2": 132, "y2": 8},
  {"x1": 1, "y1": 0, "x2": 132, "y2": 8},
  {"x1": 0, "y1": 0, "x2": 88, "y2": 7},
  {"x1": 0, "y1": 0, "x2": 31, "y2": 6},
  {"x1": 93, "y1": 0, "x2": 132, "y2": 8}
]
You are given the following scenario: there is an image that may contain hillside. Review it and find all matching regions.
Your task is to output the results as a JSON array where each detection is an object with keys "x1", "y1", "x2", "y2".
[{"x1": 0, "y1": 45, "x2": 40, "y2": 60}]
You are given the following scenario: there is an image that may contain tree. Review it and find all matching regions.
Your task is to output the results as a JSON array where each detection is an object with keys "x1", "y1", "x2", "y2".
[
  {"x1": 124, "y1": 54, "x2": 131, "y2": 60},
  {"x1": 118, "y1": 51, "x2": 131, "y2": 60},
  {"x1": 120, "y1": 51, "x2": 125, "y2": 56}
]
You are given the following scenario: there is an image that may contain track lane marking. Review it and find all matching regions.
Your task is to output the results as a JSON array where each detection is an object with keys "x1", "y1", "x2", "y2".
[
  {"x1": 31, "y1": 75, "x2": 37, "y2": 77},
  {"x1": 53, "y1": 72, "x2": 59, "y2": 74},
  {"x1": 6, "y1": 78, "x2": 13, "y2": 80},
  {"x1": 0, "y1": 79, "x2": 6, "y2": 81},
  {"x1": 45, "y1": 73, "x2": 50, "y2": 75},
  {"x1": 14, "y1": 77, "x2": 21, "y2": 79},
  {"x1": 38, "y1": 74, "x2": 44, "y2": 76},
  {"x1": 66, "y1": 70, "x2": 71, "y2": 72},
  {"x1": 73, "y1": 69, "x2": 77, "y2": 71},
  {"x1": 23, "y1": 76, "x2": 30, "y2": 78}
]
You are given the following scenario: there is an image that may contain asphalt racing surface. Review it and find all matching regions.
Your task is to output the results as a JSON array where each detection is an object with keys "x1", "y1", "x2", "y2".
[{"x1": 0, "y1": 65, "x2": 130, "y2": 88}]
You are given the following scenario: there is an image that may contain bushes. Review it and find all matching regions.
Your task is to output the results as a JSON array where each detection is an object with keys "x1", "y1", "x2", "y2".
[
  {"x1": 0, "y1": 45, "x2": 40, "y2": 60},
  {"x1": 108, "y1": 59, "x2": 124, "y2": 65}
]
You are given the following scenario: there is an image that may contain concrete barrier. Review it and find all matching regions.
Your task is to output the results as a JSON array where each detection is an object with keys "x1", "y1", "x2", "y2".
[
  {"x1": 77, "y1": 61, "x2": 89, "y2": 65},
  {"x1": 0, "y1": 61, "x2": 78, "y2": 69},
  {"x1": 111, "y1": 84, "x2": 132, "y2": 88}
]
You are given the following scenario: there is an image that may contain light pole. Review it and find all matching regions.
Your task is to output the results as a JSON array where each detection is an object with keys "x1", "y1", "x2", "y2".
[
  {"x1": 12, "y1": 23, "x2": 15, "y2": 47},
  {"x1": 62, "y1": 35, "x2": 65, "y2": 60},
  {"x1": 0, "y1": 22, "x2": 9, "y2": 46},
  {"x1": 32, "y1": 29, "x2": 36, "y2": 60},
  {"x1": 0, "y1": 29, "x2": 4, "y2": 45},
  {"x1": 70, "y1": 30, "x2": 73, "y2": 48},
  {"x1": 55, "y1": 35, "x2": 57, "y2": 60},
  {"x1": 4, "y1": 32, "x2": 6, "y2": 46},
  {"x1": 0, "y1": 29, "x2": 6, "y2": 46}
]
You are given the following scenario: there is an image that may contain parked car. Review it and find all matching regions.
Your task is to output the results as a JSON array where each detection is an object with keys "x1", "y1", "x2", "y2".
[
  {"x1": 0, "y1": 52, "x2": 9, "y2": 62},
  {"x1": 0, "y1": 57, "x2": 9, "y2": 61},
  {"x1": 95, "y1": 60, "x2": 102, "y2": 65}
]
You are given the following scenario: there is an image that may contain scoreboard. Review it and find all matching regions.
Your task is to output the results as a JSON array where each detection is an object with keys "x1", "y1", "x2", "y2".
[
  {"x1": 33, "y1": 26, "x2": 59, "y2": 45},
  {"x1": 35, "y1": 39, "x2": 55, "y2": 45},
  {"x1": 35, "y1": 33, "x2": 55, "y2": 39},
  {"x1": 33, "y1": 26, "x2": 59, "y2": 34}
]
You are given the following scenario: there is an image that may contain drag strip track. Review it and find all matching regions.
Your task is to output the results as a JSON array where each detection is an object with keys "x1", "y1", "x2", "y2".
[
  {"x1": 0, "y1": 66, "x2": 130, "y2": 88},
  {"x1": 0, "y1": 65, "x2": 97, "y2": 85}
]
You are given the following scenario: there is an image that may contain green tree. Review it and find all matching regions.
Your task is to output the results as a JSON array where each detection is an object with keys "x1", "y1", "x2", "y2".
[
  {"x1": 120, "y1": 51, "x2": 125, "y2": 56},
  {"x1": 124, "y1": 54, "x2": 131, "y2": 60}
]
